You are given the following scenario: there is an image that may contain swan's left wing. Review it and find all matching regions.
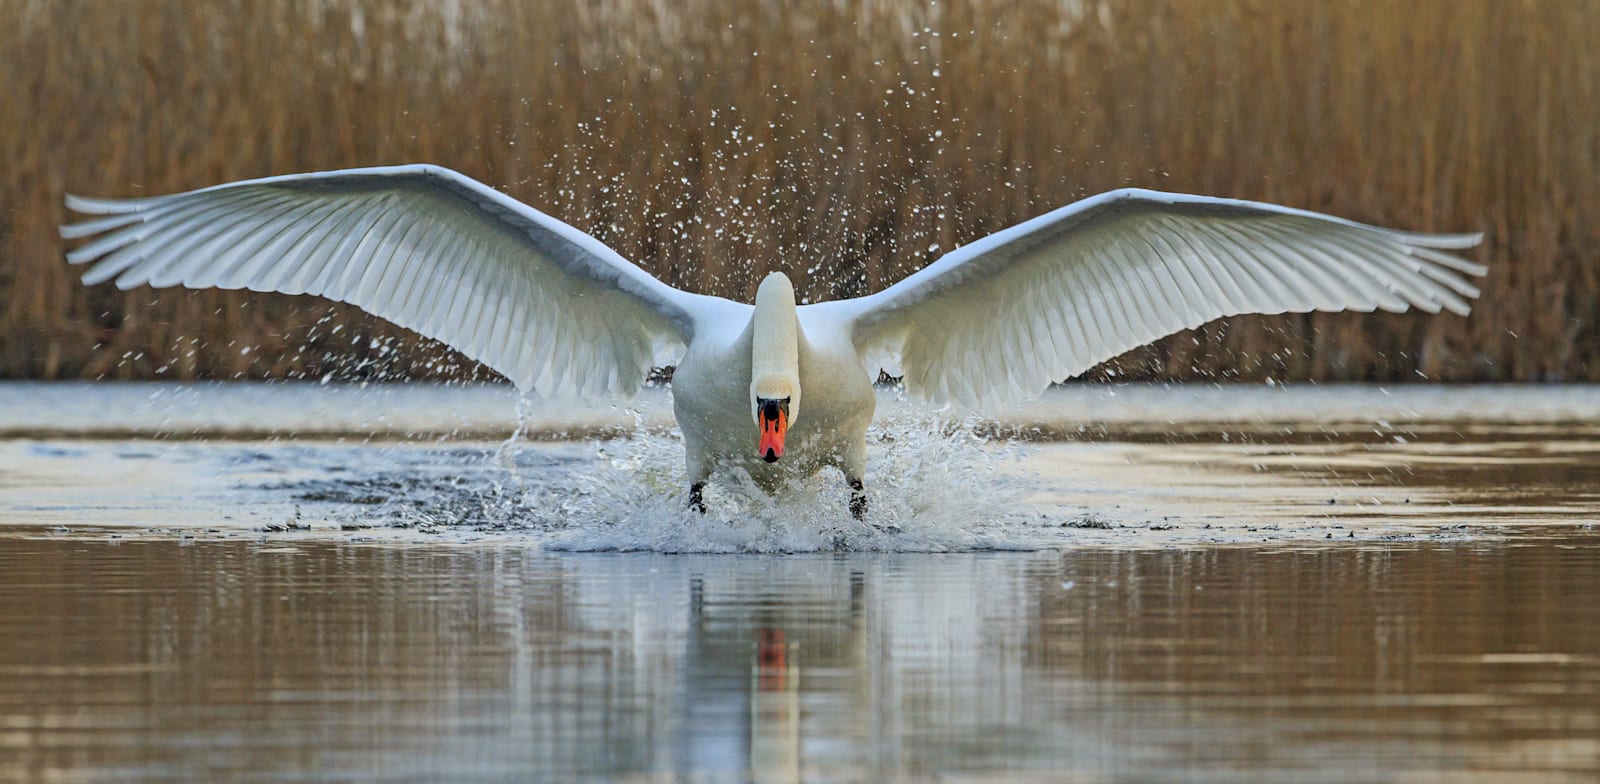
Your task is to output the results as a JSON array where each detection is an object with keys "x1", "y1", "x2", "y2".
[
  {"x1": 61, "y1": 165, "x2": 713, "y2": 398},
  {"x1": 806, "y1": 188, "x2": 1486, "y2": 409}
]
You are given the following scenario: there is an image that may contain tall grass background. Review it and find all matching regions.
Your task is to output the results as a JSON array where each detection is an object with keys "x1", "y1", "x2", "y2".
[{"x1": 2, "y1": 0, "x2": 1595, "y2": 384}]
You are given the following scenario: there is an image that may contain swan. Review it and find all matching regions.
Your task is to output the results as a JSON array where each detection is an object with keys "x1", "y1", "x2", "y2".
[{"x1": 60, "y1": 165, "x2": 1485, "y2": 518}]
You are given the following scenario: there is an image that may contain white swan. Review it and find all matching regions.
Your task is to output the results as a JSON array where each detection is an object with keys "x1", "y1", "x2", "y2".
[{"x1": 61, "y1": 165, "x2": 1485, "y2": 517}]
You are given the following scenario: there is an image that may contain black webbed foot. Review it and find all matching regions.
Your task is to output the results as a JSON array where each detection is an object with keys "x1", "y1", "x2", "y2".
[{"x1": 849, "y1": 477, "x2": 867, "y2": 521}]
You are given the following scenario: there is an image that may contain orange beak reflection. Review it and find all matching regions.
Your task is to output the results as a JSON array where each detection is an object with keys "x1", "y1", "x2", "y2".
[{"x1": 758, "y1": 403, "x2": 788, "y2": 463}]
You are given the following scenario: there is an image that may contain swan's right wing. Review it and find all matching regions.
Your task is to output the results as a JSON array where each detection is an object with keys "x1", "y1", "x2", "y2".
[{"x1": 62, "y1": 165, "x2": 712, "y2": 398}]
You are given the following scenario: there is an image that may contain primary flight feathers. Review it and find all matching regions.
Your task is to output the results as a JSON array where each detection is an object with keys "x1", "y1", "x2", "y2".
[{"x1": 61, "y1": 164, "x2": 1484, "y2": 408}]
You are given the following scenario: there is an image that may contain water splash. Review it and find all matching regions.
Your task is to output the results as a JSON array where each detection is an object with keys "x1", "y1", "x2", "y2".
[
  {"x1": 534, "y1": 410, "x2": 1037, "y2": 552},
  {"x1": 311, "y1": 407, "x2": 1042, "y2": 552}
]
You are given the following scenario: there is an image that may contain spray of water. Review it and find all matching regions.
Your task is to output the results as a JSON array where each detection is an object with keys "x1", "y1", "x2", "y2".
[
  {"x1": 526, "y1": 408, "x2": 1037, "y2": 552},
  {"x1": 287, "y1": 389, "x2": 1046, "y2": 551}
]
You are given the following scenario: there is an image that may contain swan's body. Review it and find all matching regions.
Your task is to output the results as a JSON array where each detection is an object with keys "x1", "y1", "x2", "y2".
[
  {"x1": 60, "y1": 165, "x2": 1486, "y2": 515},
  {"x1": 674, "y1": 274, "x2": 876, "y2": 496}
]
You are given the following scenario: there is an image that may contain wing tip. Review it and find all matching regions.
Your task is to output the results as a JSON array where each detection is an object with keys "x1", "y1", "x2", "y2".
[
  {"x1": 1407, "y1": 230, "x2": 1485, "y2": 251},
  {"x1": 64, "y1": 247, "x2": 98, "y2": 265},
  {"x1": 64, "y1": 192, "x2": 160, "y2": 216},
  {"x1": 1409, "y1": 245, "x2": 1490, "y2": 277},
  {"x1": 79, "y1": 263, "x2": 117, "y2": 286},
  {"x1": 112, "y1": 273, "x2": 147, "y2": 291}
]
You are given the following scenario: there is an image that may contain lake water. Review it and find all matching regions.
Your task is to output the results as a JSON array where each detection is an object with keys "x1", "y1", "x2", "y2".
[{"x1": 1, "y1": 383, "x2": 1597, "y2": 781}]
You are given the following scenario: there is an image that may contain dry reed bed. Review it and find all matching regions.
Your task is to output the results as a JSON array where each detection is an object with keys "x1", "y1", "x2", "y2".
[{"x1": 1, "y1": 0, "x2": 1595, "y2": 383}]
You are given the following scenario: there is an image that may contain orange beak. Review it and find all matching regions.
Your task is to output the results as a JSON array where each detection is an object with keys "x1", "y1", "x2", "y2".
[{"x1": 758, "y1": 407, "x2": 787, "y2": 463}]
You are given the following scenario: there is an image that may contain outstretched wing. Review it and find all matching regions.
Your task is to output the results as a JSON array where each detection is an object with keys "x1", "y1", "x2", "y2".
[
  {"x1": 62, "y1": 164, "x2": 708, "y2": 398},
  {"x1": 807, "y1": 188, "x2": 1486, "y2": 409}
]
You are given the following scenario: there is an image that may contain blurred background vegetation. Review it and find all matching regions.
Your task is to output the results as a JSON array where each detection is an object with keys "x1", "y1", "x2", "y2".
[{"x1": 2, "y1": 0, "x2": 1595, "y2": 384}]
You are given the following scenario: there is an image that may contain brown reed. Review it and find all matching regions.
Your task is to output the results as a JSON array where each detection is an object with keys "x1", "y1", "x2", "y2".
[{"x1": 2, "y1": 0, "x2": 1595, "y2": 384}]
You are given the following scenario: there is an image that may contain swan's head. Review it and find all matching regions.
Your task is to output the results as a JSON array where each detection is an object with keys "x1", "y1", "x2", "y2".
[
  {"x1": 751, "y1": 271, "x2": 800, "y2": 463},
  {"x1": 752, "y1": 375, "x2": 799, "y2": 464}
]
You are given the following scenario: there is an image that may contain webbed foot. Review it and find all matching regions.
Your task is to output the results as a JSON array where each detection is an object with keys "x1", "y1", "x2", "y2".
[{"x1": 849, "y1": 477, "x2": 867, "y2": 521}]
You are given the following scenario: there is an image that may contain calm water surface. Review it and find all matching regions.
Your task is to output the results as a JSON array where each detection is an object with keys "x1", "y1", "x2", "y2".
[{"x1": 1, "y1": 383, "x2": 1598, "y2": 781}]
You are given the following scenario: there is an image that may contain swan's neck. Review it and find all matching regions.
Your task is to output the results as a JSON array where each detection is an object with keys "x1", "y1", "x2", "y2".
[{"x1": 750, "y1": 272, "x2": 801, "y2": 408}]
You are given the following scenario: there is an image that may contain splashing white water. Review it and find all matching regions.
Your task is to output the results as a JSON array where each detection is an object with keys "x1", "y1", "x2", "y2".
[{"x1": 526, "y1": 410, "x2": 1038, "y2": 553}]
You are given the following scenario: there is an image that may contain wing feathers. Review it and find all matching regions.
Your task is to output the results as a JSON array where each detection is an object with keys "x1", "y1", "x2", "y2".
[
  {"x1": 830, "y1": 189, "x2": 1486, "y2": 409},
  {"x1": 59, "y1": 211, "x2": 147, "y2": 240},
  {"x1": 208, "y1": 200, "x2": 330, "y2": 290},
  {"x1": 61, "y1": 165, "x2": 701, "y2": 397},
  {"x1": 1228, "y1": 228, "x2": 1305, "y2": 309},
  {"x1": 1413, "y1": 243, "x2": 1489, "y2": 274}
]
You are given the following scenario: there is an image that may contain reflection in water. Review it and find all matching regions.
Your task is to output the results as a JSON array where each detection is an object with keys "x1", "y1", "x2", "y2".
[
  {"x1": 751, "y1": 628, "x2": 799, "y2": 783},
  {"x1": 1, "y1": 538, "x2": 1598, "y2": 781}
]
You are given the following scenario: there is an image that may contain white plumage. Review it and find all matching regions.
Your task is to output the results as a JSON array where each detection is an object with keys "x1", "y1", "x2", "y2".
[{"x1": 61, "y1": 165, "x2": 1485, "y2": 513}]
